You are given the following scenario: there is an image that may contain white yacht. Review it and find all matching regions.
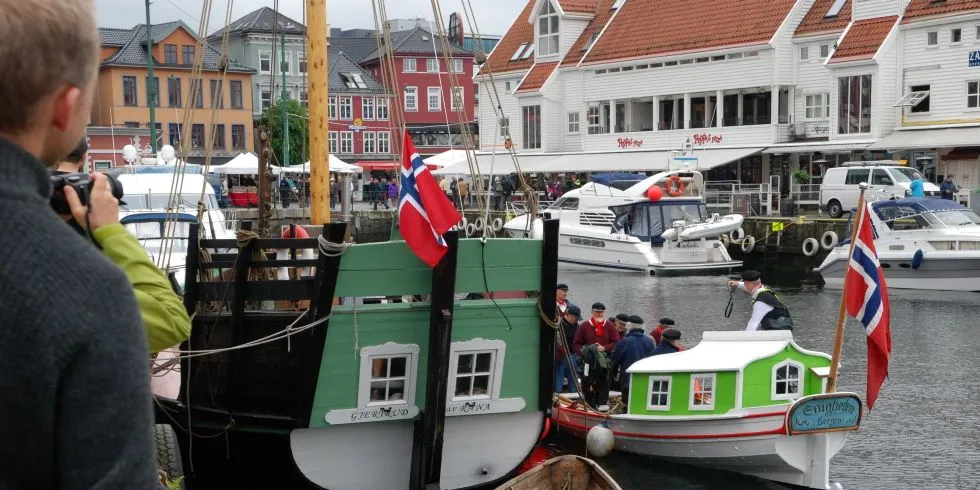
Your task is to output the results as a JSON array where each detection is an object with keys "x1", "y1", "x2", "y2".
[
  {"x1": 503, "y1": 169, "x2": 743, "y2": 275},
  {"x1": 815, "y1": 197, "x2": 980, "y2": 291}
]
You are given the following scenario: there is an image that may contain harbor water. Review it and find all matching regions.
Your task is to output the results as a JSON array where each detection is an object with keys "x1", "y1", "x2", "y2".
[{"x1": 546, "y1": 257, "x2": 980, "y2": 490}]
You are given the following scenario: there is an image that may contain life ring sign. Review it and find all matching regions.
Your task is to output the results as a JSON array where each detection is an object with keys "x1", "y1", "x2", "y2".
[{"x1": 665, "y1": 175, "x2": 686, "y2": 197}]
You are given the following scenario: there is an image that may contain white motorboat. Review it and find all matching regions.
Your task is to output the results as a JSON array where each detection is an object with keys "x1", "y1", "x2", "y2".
[
  {"x1": 814, "y1": 197, "x2": 980, "y2": 291},
  {"x1": 503, "y1": 169, "x2": 743, "y2": 275}
]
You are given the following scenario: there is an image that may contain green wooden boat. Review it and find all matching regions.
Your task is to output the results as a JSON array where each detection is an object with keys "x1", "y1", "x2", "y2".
[{"x1": 155, "y1": 219, "x2": 560, "y2": 489}]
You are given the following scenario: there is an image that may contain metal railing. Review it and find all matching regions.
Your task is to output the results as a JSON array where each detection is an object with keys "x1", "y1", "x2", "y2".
[{"x1": 704, "y1": 180, "x2": 778, "y2": 216}]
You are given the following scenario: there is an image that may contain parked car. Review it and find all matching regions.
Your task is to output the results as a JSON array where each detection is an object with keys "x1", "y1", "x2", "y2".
[{"x1": 819, "y1": 162, "x2": 940, "y2": 218}]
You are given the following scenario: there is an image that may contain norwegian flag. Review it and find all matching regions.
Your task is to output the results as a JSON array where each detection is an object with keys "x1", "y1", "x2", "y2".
[
  {"x1": 398, "y1": 131, "x2": 462, "y2": 267},
  {"x1": 843, "y1": 205, "x2": 892, "y2": 410}
]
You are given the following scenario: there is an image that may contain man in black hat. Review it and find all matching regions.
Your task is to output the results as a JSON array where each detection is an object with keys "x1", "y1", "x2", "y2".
[
  {"x1": 651, "y1": 328, "x2": 683, "y2": 355},
  {"x1": 613, "y1": 313, "x2": 630, "y2": 337},
  {"x1": 556, "y1": 283, "x2": 570, "y2": 316},
  {"x1": 727, "y1": 270, "x2": 794, "y2": 331},
  {"x1": 572, "y1": 302, "x2": 620, "y2": 354},
  {"x1": 573, "y1": 302, "x2": 619, "y2": 409},
  {"x1": 555, "y1": 303, "x2": 582, "y2": 393},
  {"x1": 610, "y1": 315, "x2": 654, "y2": 402},
  {"x1": 651, "y1": 317, "x2": 675, "y2": 345}
]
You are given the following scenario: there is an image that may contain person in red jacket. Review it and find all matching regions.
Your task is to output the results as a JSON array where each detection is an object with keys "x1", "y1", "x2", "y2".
[
  {"x1": 651, "y1": 317, "x2": 675, "y2": 345},
  {"x1": 573, "y1": 302, "x2": 621, "y2": 354}
]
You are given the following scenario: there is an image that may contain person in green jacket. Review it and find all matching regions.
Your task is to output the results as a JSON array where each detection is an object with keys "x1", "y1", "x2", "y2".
[{"x1": 55, "y1": 141, "x2": 191, "y2": 353}]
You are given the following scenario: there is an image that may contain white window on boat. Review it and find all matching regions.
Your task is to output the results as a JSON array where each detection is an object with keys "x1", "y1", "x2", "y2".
[
  {"x1": 690, "y1": 374, "x2": 715, "y2": 410},
  {"x1": 647, "y1": 376, "x2": 671, "y2": 411},
  {"x1": 448, "y1": 339, "x2": 506, "y2": 402},
  {"x1": 358, "y1": 343, "x2": 420, "y2": 408},
  {"x1": 772, "y1": 361, "x2": 804, "y2": 400}
]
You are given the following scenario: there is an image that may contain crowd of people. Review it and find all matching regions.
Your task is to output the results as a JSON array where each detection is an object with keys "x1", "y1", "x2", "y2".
[{"x1": 554, "y1": 283, "x2": 684, "y2": 407}]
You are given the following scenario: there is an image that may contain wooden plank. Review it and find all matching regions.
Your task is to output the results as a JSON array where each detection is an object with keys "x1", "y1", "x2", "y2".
[
  {"x1": 538, "y1": 219, "x2": 559, "y2": 411},
  {"x1": 196, "y1": 281, "x2": 318, "y2": 302},
  {"x1": 205, "y1": 254, "x2": 319, "y2": 268},
  {"x1": 334, "y1": 269, "x2": 432, "y2": 297},
  {"x1": 454, "y1": 265, "x2": 541, "y2": 294},
  {"x1": 200, "y1": 238, "x2": 319, "y2": 249},
  {"x1": 455, "y1": 239, "x2": 543, "y2": 269}
]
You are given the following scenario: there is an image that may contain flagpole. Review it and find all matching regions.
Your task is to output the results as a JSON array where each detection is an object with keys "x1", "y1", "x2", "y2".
[{"x1": 827, "y1": 182, "x2": 870, "y2": 393}]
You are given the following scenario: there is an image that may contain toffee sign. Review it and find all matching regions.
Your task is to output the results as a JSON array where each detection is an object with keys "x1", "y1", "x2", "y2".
[{"x1": 786, "y1": 392, "x2": 862, "y2": 435}]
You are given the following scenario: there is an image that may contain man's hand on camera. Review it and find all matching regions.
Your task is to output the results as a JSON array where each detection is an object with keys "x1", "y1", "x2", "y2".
[{"x1": 64, "y1": 173, "x2": 120, "y2": 231}]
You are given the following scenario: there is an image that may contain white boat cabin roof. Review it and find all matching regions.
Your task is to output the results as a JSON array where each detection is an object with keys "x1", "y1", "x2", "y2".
[{"x1": 627, "y1": 331, "x2": 830, "y2": 374}]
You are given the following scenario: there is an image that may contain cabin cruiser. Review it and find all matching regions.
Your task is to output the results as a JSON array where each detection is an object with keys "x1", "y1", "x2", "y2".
[
  {"x1": 815, "y1": 197, "x2": 980, "y2": 291},
  {"x1": 502, "y1": 170, "x2": 743, "y2": 275}
]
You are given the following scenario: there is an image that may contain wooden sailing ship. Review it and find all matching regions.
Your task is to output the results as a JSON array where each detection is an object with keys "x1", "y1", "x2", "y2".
[{"x1": 151, "y1": 2, "x2": 563, "y2": 489}]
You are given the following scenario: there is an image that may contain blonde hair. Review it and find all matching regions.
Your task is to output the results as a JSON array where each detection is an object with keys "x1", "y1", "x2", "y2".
[{"x1": 0, "y1": 0, "x2": 99, "y2": 132}]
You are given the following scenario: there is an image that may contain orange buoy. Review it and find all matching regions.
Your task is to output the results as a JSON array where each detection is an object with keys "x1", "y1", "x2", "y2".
[
  {"x1": 646, "y1": 185, "x2": 664, "y2": 201},
  {"x1": 282, "y1": 224, "x2": 310, "y2": 239}
]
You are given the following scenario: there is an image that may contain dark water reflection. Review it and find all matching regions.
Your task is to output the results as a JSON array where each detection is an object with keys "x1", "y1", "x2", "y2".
[{"x1": 549, "y1": 258, "x2": 980, "y2": 490}]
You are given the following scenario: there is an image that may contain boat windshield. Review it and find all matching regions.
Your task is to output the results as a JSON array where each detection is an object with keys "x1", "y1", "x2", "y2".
[
  {"x1": 548, "y1": 197, "x2": 579, "y2": 210},
  {"x1": 124, "y1": 221, "x2": 191, "y2": 255},
  {"x1": 121, "y1": 193, "x2": 219, "y2": 211},
  {"x1": 611, "y1": 201, "x2": 709, "y2": 238},
  {"x1": 873, "y1": 201, "x2": 980, "y2": 230}
]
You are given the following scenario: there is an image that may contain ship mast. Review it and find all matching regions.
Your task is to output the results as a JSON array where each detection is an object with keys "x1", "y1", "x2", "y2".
[{"x1": 306, "y1": 0, "x2": 330, "y2": 224}]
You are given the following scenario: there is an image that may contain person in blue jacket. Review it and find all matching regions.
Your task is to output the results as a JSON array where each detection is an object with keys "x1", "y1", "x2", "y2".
[
  {"x1": 610, "y1": 315, "x2": 655, "y2": 403},
  {"x1": 909, "y1": 172, "x2": 926, "y2": 198},
  {"x1": 651, "y1": 328, "x2": 683, "y2": 356}
]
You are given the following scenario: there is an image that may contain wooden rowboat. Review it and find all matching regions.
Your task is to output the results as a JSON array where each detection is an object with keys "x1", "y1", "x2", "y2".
[{"x1": 495, "y1": 455, "x2": 622, "y2": 490}]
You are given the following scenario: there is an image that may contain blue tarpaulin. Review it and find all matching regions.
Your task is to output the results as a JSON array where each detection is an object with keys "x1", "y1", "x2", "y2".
[{"x1": 589, "y1": 172, "x2": 646, "y2": 186}]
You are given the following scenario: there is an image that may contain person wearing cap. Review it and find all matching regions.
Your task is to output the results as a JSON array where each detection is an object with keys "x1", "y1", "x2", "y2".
[
  {"x1": 572, "y1": 302, "x2": 621, "y2": 355},
  {"x1": 613, "y1": 313, "x2": 630, "y2": 336},
  {"x1": 610, "y1": 315, "x2": 654, "y2": 401},
  {"x1": 651, "y1": 328, "x2": 683, "y2": 356},
  {"x1": 556, "y1": 283, "x2": 570, "y2": 316},
  {"x1": 727, "y1": 270, "x2": 794, "y2": 332},
  {"x1": 651, "y1": 317, "x2": 675, "y2": 345},
  {"x1": 555, "y1": 303, "x2": 582, "y2": 393}
]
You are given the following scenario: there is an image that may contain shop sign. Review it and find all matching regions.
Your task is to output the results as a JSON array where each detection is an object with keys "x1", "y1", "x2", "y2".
[
  {"x1": 692, "y1": 133, "x2": 723, "y2": 145},
  {"x1": 617, "y1": 137, "x2": 643, "y2": 149},
  {"x1": 804, "y1": 122, "x2": 830, "y2": 137},
  {"x1": 348, "y1": 118, "x2": 365, "y2": 132},
  {"x1": 970, "y1": 50, "x2": 980, "y2": 68}
]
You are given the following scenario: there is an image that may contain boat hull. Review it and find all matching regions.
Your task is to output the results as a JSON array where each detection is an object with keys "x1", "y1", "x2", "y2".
[
  {"x1": 816, "y1": 251, "x2": 980, "y2": 291},
  {"x1": 552, "y1": 405, "x2": 847, "y2": 490}
]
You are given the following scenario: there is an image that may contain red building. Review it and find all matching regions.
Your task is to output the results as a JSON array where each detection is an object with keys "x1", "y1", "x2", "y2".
[
  {"x1": 85, "y1": 126, "x2": 152, "y2": 171},
  {"x1": 349, "y1": 27, "x2": 477, "y2": 158},
  {"x1": 326, "y1": 51, "x2": 396, "y2": 174}
]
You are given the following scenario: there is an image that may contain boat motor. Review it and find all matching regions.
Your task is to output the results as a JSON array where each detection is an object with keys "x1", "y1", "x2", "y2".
[{"x1": 49, "y1": 171, "x2": 125, "y2": 215}]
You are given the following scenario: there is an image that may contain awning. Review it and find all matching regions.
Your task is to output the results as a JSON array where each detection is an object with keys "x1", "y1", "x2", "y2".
[
  {"x1": 869, "y1": 127, "x2": 980, "y2": 150},
  {"x1": 763, "y1": 141, "x2": 874, "y2": 154},
  {"x1": 357, "y1": 160, "x2": 399, "y2": 171},
  {"x1": 532, "y1": 151, "x2": 669, "y2": 173},
  {"x1": 671, "y1": 147, "x2": 764, "y2": 171},
  {"x1": 432, "y1": 153, "x2": 555, "y2": 176}
]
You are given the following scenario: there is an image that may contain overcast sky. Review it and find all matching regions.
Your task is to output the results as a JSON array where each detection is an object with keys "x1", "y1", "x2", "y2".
[{"x1": 95, "y1": 0, "x2": 523, "y2": 37}]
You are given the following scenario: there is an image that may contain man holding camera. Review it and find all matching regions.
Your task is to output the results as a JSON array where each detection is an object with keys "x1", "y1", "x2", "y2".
[
  {"x1": 0, "y1": 1, "x2": 159, "y2": 488},
  {"x1": 56, "y1": 140, "x2": 191, "y2": 353}
]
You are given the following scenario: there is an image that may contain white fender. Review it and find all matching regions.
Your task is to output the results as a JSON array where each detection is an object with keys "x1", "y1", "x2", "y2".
[
  {"x1": 474, "y1": 217, "x2": 485, "y2": 232},
  {"x1": 740, "y1": 235, "x2": 756, "y2": 253},
  {"x1": 492, "y1": 217, "x2": 503, "y2": 232},
  {"x1": 465, "y1": 222, "x2": 476, "y2": 237},
  {"x1": 821, "y1": 231, "x2": 839, "y2": 250},
  {"x1": 802, "y1": 238, "x2": 819, "y2": 257},
  {"x1": 730, "y1": 227, "x2": 745, "y2": 241}
]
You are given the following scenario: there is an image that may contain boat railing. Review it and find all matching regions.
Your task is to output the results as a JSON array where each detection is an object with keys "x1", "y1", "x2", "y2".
[{"x1": 704, "y1": 181, "x2": 777, "y2": 216}]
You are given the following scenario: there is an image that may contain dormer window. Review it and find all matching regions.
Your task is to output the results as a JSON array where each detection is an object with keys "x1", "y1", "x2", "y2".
[
  {"x1": 538, "y1": 1, "x2": 559, "y2": 56},
  {"x1": 772, "y1": 360, "x2": 804, "y2": 400}
]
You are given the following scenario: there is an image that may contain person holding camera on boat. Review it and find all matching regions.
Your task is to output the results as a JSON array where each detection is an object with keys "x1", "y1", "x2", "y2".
[
  {"x1": 726, "y1": 270, "x2": 794, "y2": 331},
  {"x1": 0, "y1": 1, "x2": 159, "y2": 487},
  {"x1": 55, "y1": 139, "x2": 191, "y2": 354}
]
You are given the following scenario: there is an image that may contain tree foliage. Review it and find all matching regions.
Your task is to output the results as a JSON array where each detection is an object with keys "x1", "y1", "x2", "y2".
[{"x1": 259, "y1": 99, "x2": 309, "y2": 167}]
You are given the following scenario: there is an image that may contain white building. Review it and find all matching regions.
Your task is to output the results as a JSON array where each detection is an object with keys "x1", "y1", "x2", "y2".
[{"x1": 469, "y1": 0, "x2": 980, "y2": 205}]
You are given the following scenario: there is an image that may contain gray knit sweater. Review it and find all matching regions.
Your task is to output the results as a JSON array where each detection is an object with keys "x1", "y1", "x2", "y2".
[{"x1": 0, "y1": 139, "x2": 158, "y2": 489}]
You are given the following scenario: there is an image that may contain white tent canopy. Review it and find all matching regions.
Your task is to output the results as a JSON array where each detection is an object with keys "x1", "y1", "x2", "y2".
[
  {"x1": 423, "y1": 149, "x2": 470, "y2": 168},
  {"x1": 211, "y1": 152, "x2": 281, "y2": 175},
  {"x1": 280, "y1": 155, "x2": 362, "y2": 174}
]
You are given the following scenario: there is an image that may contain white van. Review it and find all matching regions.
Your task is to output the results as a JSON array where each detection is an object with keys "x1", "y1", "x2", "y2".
[{"x1": 819, "y1": 162, "x2": 940, "y2": 218}]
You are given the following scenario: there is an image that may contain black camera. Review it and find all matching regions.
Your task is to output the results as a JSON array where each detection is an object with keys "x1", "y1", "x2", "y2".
[{"x1": 50, "y1": 172, "x2": 125, "y2": 215}]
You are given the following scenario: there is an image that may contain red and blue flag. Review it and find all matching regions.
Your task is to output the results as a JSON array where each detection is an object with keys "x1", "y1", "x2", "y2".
[
  {"x1": 398, "y1": 131, "x2": 461, "y2": 267},
  {"x1": 843, "y1": 205, "x2": 892, "y2": 410}
]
